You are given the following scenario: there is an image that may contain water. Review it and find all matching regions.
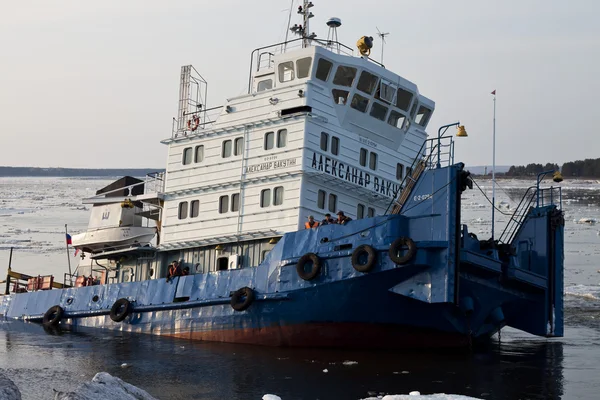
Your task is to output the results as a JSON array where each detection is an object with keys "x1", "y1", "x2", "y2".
[{"x1": 1, "y1": 176, "x2": 600, "y2": 399}]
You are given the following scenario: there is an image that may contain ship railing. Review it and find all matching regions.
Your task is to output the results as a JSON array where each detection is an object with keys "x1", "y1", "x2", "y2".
[
  {"x1": 171, "y1": 105, "x2": 224, "y2": 139},
  {"x1": 144, "y1": 171, "x2": 165, "y2": 195}
]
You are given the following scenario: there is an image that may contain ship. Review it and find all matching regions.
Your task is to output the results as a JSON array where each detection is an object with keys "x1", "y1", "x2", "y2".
[{"x1": 0, "y1": 3, "x2": 565, "y2": 348}]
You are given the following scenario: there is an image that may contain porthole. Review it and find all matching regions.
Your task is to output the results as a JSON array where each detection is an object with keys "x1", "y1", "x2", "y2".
[
  {"x1": 66, "y1": 298, "x2": 73, "y2": 305},
  {"x1": 92, "y1": 295, "x2": 99, "y2": 302}
]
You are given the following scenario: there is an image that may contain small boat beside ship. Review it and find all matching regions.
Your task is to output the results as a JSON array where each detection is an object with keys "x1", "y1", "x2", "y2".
[{"x1": 0, "y1": 3, "x2": 565, "y2": 348}]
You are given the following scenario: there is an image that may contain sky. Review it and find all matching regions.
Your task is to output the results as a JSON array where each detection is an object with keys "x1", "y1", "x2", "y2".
[{"x1": 0, "y1": 0, "x2": 598, "y2": 169}]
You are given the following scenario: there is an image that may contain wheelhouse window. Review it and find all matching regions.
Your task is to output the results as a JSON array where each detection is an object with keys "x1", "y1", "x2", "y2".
[
  {"x1": 264, "y1": 131, "x2": 274, "y2": 150},
  {"x1": 257, "y1": 79, "x2": 273, "y2": 92},
  {"x1": 369, "y1": 152, "x2": 378, "y2": 170},
  {"x1": 315, "y1": 58, "x2": 333, "y2": 82},
  {"x1": 332, "y1": 89, "x2": 349, "y2": 105},
  {"x1": 278, "y1": 61, "x2": 295, "y2": 83},
  {"x1": 331, "y1": 136, "x2": 340, "y2": 156},
  {"x1": 317, "y1": 190, "x2": 326, "y2": 209},
  {"x1": 296, "y1": 57, "x2": 312, "y2": 79},
  {"x1": 388, "y1": 110, "x2": 406, "y2": 129},
  {"x1": 234, "y1": 137, "x2": 244, "y2": 156},
  {"x1": 260, "y1": 189, "x2": 271, "y2": 208},
  {"x1": 396, "y1": 163, "x2": 404, "y2": 180},
  {"x1": 190, "y1": 200, "x2": 199, "y2": 218},
  {"x1": 357, "y1": 71, "x2": 379, "y2": 95},
  {"x1": 332, "y1": 65, "x2": 357, "y2": 87},
  {"x1": 178, "y1": 202, "x2": 188, "y2": 219},
  {"x1": 359, "y1": 148, "x2": 367, "y2": 167},
  {"x1": 415, "y1": 106, "x2": 432, "y2": 127},
  {"x1": 320, "y1": 132, "x2": 329, "y2": 151},
  {"x1": 377, "y1": 80, "x2": 396, "y2": 104},
  {"x1": 194, "y1": 145, "x2": 204, "y2": 163},
  {"x1": 277, "y1": 129, "x2": 287, "y2": 148},
  {"x1": 357, "y1": 204, "x2": 365, "y2": 219},
  {"x1": 222, "y1": 140, "x2": 232, "y2": 158},
  {"x1": 396, "y1": 87, "x2": 413, "y2": 111},
  {"x1": 370, "y1": 102, "x2": 388, "y2": 121},
  {"x1": 219, "y1": 196, "x2": 228, "y2": 214},
  {"x1": 273, "y1": 186, "x2": 284, "y2": 206},
  {"x1": 350, "y1": 93, "x2": 369, "y2": 113},
  {"x1": 328, "y1": 193, "x2": 337, "y2": 213},
  {"x1": 231, "y1": 193, "x2": 240, "y2": 212},
  {"x1": 182, "y1": 147, "x2": 192, "y2": 165}
]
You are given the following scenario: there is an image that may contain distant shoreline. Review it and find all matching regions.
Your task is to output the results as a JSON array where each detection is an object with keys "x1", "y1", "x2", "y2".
[{"x1": 0, "y1": 167, "x2": 163, "y2": 177}]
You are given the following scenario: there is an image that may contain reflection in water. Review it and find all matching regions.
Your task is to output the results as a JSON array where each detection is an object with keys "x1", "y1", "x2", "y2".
[{"x1": 0, "y1": 321, "x2": 564, "y2": 400}]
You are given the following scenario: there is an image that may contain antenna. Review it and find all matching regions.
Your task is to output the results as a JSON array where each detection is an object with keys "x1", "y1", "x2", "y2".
[
  {"x1": 376, "y1": 27, "x2": 390, "y2": 65},
  {"x1": 326, "y1": 17, "x2": 342, "y2": 54},
  {"x1": 290, "y1": 1, "x2": 316, "y2": 48}
]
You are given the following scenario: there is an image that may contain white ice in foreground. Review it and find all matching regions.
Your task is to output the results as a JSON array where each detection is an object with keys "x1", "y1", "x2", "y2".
[
  {"x1": 53, "y1": 372, "x2": 157, "y2": 400},
  {"x1": 361, "y1": 394, "x2": 482, "y2": 400},
  {"x1": 262, "y1": 395, "x2": 282, "y2": 400},
  {"x1": 0, "y1": 372, "x2": 21, "y2": 400}
]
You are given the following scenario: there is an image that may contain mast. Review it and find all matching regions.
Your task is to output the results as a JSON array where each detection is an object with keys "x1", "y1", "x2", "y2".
[{"x1": 491, "y1": 90, "x2": 496, "y2": 241}]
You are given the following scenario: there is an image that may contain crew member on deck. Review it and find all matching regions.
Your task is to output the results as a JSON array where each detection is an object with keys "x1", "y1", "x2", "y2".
[
  {"x1": 321, "y1": 213, "x2": 336, "y2": 225},
  {"x1": 167, "y1": 260, "x2": 182, "y2": 282},
  {"x1": 182, "y1": 266, "x2": 190, "y2": 276},
  {"x1": 336, "y1": 211, "x2": 352, "y2": 225},
  {"x1": 305, "y1": 215, "x2": 320, "y2": 229}
]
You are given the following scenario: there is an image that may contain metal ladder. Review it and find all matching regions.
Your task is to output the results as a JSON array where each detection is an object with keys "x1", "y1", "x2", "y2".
[
  {"x1": 391, "y1": 160, "x2": 427, "y2": 214},
  {"x1": 498, "y1": 186, "x2": 537, "y2": 244}
]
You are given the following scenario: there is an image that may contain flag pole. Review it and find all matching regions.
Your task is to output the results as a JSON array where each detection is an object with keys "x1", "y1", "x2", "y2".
[
  {"x1": 491, "y1": 90, "x2": 497, "y2": 241},
  {"x1": 65, "y1": 224, "x2": 72, "y2": 284}
]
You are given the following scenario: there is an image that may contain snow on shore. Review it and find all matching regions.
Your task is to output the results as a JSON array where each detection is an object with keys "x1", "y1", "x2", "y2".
[
  {"x1": 53, "y1": 372, "x2": 158, "y2": 400},
  {"x1": 0, "y1": 372, "x2": 21, "y2": 400}
]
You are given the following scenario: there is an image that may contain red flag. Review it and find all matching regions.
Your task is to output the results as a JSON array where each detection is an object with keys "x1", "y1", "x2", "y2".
[
  {"x1": 66, "y1": 233, "x2": 72, "y2": 245},
  {"x1": 491, "y1": 90, "x2": 496, "y2": 95}
]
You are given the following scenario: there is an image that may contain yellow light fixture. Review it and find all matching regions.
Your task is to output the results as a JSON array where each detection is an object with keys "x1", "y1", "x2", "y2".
[
  {"x1": 356, "y1": 36, "x2": 373, "y2": 56},
  {"x1": 456, "y1": 125, "x2": 468, "y2": 137},
  {"x1": 269, "y1": 237, "x2": 280, "y2": 244},
  {"x1": 215, "y1": 244, "x2": 224, "y2": 251},
  {"x1": 553, "y1": 171, "x2": 563, "y2": 183}
]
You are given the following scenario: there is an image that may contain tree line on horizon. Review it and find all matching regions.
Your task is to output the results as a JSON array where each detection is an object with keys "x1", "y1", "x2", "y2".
[
  {"x1": 503, "y1": 158, "x2": 600, "y2": 178},
  {"x1": 0, "y1": 166, "x2": 163, "y2": 177}
]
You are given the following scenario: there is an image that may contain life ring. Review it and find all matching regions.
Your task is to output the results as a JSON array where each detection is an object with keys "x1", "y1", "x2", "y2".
[
  {"x1": 351, "y1": 245, "x2": 377, "y2": 273},
  {"x1": 187, "y1": 115, "x2": 200, "y2": 131},
  {"x1": 296, "y1": 253, "x2": 321, "y2": 281},
  {"x1": 42, "y1": 305, "x2": 64, "y2": 328},
  {"x1": 389, "y1": 237, "x2": 416, "y2": 265},
  {"x1": 110, "y1": 298, "x2": 132, "y2": 322},
  {"x1": 230, "y1": 287, "x2": 255, "y2": 312}
]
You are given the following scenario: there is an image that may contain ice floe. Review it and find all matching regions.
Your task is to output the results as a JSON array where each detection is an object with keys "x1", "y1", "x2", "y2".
[
  {"x1": 52, "y1": 372, "x2": 157, "y2": 400},
  {"x1": 361, "y1": 393, "x2": 482, "y2": 400},
  {"x1": 0, "y1": 372, "x2": 21, "y2": 400}
]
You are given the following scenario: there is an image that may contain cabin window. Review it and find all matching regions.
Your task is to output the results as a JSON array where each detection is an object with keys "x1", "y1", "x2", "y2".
[
  {"x1": 350, "y1": 93, "x2": 369, "y2": 113},
  {"x1": 331, "y1": 136, "x2": 340, "y2": 156},
  {"x1": 231, "y1": 193, "x2": 240, "y2": 212},
  {"x1": 331, "y1": 89, "x2": 349, "y2": 105},
  {"x1": 328, "y1": 193, "x2": 337, "y2": 213},
  {"x1": 296, "y1": 57, "x2": 312, "y2": 79},
  {"x1": 234, "y1": 137, "x2": 244, "y2": 156},
  {"x1": 369, "y1": 152, "x2": 378, "y2": 170},
  {"x1": 416, "y1": 106, "x2": 432, "y2": 127},
  {"x1": 357, "y1": 71, "x2": 379, "y2": 95},
  {"x1": 190, "y1": 200, "x2": 200, "y2": 218},
  {"x1": 194, "y1": 145, "x2": 204, "y2": 163},
  {"x1": 320, "y1": 132, "x2": 329, "y2": 151},
  {"x1": 257, "y1": 79, "x2": 273, "y2": 92},
  {"x1": 368, "y1": 207, "x2": 375, "y2": 218},
  {"x1": 359, "y1": 148, "x2": 367, "y2": 167},
  {"x1": 370, "y1": 102, "x2": 388, "y2": 121},
  {"x1": 260, "y1": 189, "x2": 271, "y2": 208},
  {"x1": 264, "y1": 131, "x2": 275, "y2": 150},
  {"x1": 219, "y1": 196, "x2": 229, "y2": 214},
  {"x1": 396, "y1": 88, "x2": 413, "y2": 111},
  {"x1": 278, "y1": 61, "x2": 295, "y2": 83},
  {"x1": 273, "y1": 186, "x2": 284, "y2": 206},
  {"x1": 178, "y1": 202, "x2": 188, "y2": 219},
  {"x1": 407, "y1": 167, "x2": 413, "y2": 179},
  {"x1": 217, "y1": 257, "x2": 228, "y2": 271},
  {"x1": 222, "y1": 140, "x2": 232, "y2": 158},
  {"x1": 277, "y1": 129, "x2": 287, "y2": 148},
  {"x1": 317, "y1": 190, "x2": 326, "y2": 209},
  {"x1": 357, "y1": 204, "x2": 365, "y2": 219},
  {"x1": 261, "y1": 250, "x2": 270, "y2": 262},
  {"x1": 377, "y1": 80, "x2": 396, "y2": 104},
  {"x1": 182, "y1": 147, "x2": 192, "y2": 165},
  {"x1": 396, "y1": 163, "x2": 404, "y2": 180},
  {"x1": 332, "y1": 66, "x2": 357, "y2": 87},
  {"x1": 388, "y1": 110, "x2": 406, "y2": 129},
  {"x1": 315, "y1": 58, "x2": 333, "y2": 81}
]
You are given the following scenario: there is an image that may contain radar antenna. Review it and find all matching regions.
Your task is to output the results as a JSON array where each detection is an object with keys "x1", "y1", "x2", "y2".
[
  {"x1": 376, "y1": 27, "x2": 390, "y2": 65},
  {"x1": 290, "y1": 1, "x2": 316, "y2": 48}
]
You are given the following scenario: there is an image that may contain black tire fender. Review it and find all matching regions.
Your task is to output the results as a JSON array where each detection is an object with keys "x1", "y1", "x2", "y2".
[
  {"x1": 110, "y1": 298, "x2": 132, "y2": 322},
  {"x1": 351, "y1": 245, "x2": 377, "y2": 273},
  {"x1": 230, "y1": 287, "x2": 255, "y2": 312},
  {"x1": 42, "y1": 305, "x2": 64, "y2": 328},
  {"x1": 296, "y1": 253, "x2": 321, "y2": 281},
  {"x1": 389, "y1": 237, "x2": 417, "y2": 265}
]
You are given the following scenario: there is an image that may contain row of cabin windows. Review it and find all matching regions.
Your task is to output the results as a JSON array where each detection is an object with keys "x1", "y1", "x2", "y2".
[
  {"x1": 219, "y1": 194, "x2": 240, "y2": 214},
  {"x1": 314, "y1": 58, "x2": 432, "y2": 129},
  {"x1": 264, "y1": 129, "x2": 287, "y2": 150},
  {"x1": 317, "y1": 190, "x2": 337, "y2": 213},
  {"x1": 278, "y1": 57, "x2": 312, "y2": 83},
  {"x1": 222, "y1": 138, "x2": 244, "y2": 158},
  {"x1": 182, "y1": 145, "x2": 204, "y2": 165},
  {"x1": 320, "y1": 132, "x2": 340, "y2": 155},
  {"x1": 178, "y1": 200, "x2": 200, "y2": 219},
  {"x1": 357, "y1": 204, "x2": 376, "y2": 219},
  {"x1": 395, "y1": 163, "x2": 412, "y2": 181},
  {"x1": 261, "y1": 186, "x2": 284, "y2": 207},
  {"x1": 359, "y1": 148, "x2": 378, "y2": 171}
]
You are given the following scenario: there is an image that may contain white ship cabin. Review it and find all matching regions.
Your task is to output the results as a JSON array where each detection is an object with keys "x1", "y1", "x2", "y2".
[{"x1": 76, "y1": 13, "x2": 436, "y2": 283}]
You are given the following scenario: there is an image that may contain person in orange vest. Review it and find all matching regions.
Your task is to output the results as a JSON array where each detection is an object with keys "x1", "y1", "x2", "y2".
[
  {"x1": 304, "y1": 215, "x2": 320, "y2": 229},
  {"x1": 167, "y1": 260, "x2": 183, "y2": 282}
]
